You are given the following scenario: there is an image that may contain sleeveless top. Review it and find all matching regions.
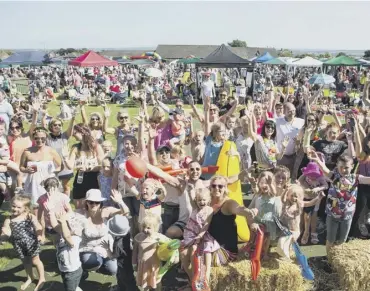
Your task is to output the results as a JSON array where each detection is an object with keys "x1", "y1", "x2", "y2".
[
  {"x1": 208, "y1": 206, "x2": 238, "y2": 254},
  {"x1": 46, "y1": 132, "x2": 73, "y2": 176}
]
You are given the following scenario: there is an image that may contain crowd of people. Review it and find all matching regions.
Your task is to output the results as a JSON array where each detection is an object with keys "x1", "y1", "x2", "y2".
[{"x1": 0, "y1": 62, "x2": 370, "y2": 291}]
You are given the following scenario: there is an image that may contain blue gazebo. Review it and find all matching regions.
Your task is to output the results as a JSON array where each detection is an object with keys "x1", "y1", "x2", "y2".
[{"x1": 254, "y1": 52, "x2": 274, "y2": 63}]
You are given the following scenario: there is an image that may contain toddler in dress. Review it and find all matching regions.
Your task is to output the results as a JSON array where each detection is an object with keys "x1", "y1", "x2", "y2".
[
  {"x1": 133, "y1": 213, "x2": 170, "y2": 291},
  {"x1": 181, "y1": 189, "x2": 220, "y2": 282},
  {"x1": 0, "y1": 195, "x2": 46, "y2": 291}
]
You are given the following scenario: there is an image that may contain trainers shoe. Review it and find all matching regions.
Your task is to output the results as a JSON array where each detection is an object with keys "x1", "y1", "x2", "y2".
[
  {"x1": 359, "y1": 223, "x2": 369, "y2": 237},
  {"x1": 365, "y1": 213, "x2": 370, "y2": 225},
  {"x1": 316, "y1": 218, "x2": 326, "y2": 235}
]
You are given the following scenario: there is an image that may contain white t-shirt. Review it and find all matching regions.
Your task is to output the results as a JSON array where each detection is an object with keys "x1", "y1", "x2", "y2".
[
  {"x1": 56, "y1": 235, "x2": 82, "y2": 273},
  {"x1": 276, "y1": 117, "x2": 304, "y2": 155},
  {"x1": 201, "y1": 80, "x2": 215, "y2": 98}
]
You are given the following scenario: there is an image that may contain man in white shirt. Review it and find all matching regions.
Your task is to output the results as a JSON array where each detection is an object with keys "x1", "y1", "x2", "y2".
[
  {"x1": 276, "y1": 102, "x2": 304, "y2": 173},
  {"x1": 200, "y1": 71, "x2": 215, "y2": 103}
]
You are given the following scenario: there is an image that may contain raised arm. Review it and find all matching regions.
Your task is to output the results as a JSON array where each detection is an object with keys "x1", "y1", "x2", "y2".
[
  {"x1": 65, "y1": 112, "x2": 77, "y2": 139},
  {"x1": 146, "y1": 163, "x2": 181, "y2": 188},
  {"x1": 188, "y1": 95, "x2": 204, "y2": 124},
  {"x1": 204, "y1": 96, "x2": 211, "y2": 136},
  {"x1": 103, "y1": 106, "x2": 115, "y2": 135},
  {"x1": 219, "y1": 99, "x2": 239, "y2": 123},
  {"x1": 147, "y1": 127, "x2": 158, "y2": 166},
  {"x1": 80, "y1": 104, "x2": 88, "y2": 126}
]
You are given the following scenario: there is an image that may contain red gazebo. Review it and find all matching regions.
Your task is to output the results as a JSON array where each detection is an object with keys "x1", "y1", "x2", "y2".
[{"x1": 68, "y1": 51, "x2": 118, "y2": 67}]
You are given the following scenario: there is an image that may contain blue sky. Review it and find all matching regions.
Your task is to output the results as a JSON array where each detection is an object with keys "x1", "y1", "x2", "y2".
[{"x1": 0, "y1": 1, "x2": 368, "y2": 50}]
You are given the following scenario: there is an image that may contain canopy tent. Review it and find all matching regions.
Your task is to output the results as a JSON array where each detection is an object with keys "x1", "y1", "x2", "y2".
[
  {"x1": 254, "y1": 52, "x2": 274, "y2": 63},
  {"x1": 131, "y1": 59, "x2": 155, "y2": 66},
  {"x1": 68, "y1": 51, "x2": 118, "y2": 67},
  {"x1": 196, "y1": 44, "x2": 254, "y2": 69},
  {"x1": 292, "y1": 56, "x2": 323, "y2": 67},
  {"x1": 263, "y1": 57, "x2": 298, "y2": 65},
  {"x1": 116, "y1": 58, "x2": 133, "y2": 64},
  {"x1": 359, "y1": 59, "x2": 370, "y2": 67},
  {"x1": 324, "y1": 56, "x2": 361, "y2": 66},
  {"x1": 1, "y1": 50, "x2": 48, "y2": 66},
  {"x1": 177, "y1": 57, "x2": 200, "y2": 64}
]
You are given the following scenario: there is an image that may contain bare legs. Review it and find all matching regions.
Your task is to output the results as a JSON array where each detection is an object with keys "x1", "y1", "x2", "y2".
[{"x1": 21, "y1": 255, "x2": 45, "y2": 291}]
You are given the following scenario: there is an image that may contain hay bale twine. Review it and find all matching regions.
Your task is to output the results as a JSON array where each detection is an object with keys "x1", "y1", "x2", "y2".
[
  {"x1": 210, "y1": 256, "x2": 304, "y2": 291},
  {"x1": 328, "y1": 239, "x2": 370, "y2": 291}
]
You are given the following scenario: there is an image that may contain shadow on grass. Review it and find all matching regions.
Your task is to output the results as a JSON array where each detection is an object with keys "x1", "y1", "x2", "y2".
[{"x1": 308, "y1": 256, "x2": 341, "y2": 291}]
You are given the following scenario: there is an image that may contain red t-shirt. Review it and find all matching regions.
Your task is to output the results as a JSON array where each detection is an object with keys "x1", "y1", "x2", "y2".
[{"x1": 110, "y1": 85, "x2": 120, "y2": 93}]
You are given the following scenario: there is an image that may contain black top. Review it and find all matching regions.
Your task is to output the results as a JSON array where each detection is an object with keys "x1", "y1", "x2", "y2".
[
  {"x1": 113, "y1": 234, "x2": 132, "y2": 268},
  {"x1": 313, "y1": 139, "x2": 348, "y2": 170},
  {"x1": 208, "y1": 207, "x2": 238, "y2": 254}
]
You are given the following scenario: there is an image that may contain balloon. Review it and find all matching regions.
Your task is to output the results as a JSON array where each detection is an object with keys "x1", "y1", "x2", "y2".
[
  {"x1": 125, "y1": 157, "x2": 147, "y2": 178},
  {"x1": 157, "y1": 239, "x2": 181, "y2": 261}
]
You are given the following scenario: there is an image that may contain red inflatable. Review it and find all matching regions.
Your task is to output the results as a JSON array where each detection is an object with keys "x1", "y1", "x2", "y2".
[{"x1": 126, "y1": 157, "x2": 147, "y2": 178}]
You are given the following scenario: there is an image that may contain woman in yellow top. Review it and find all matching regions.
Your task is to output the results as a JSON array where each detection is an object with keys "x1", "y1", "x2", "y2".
[{"x1": 360, "y1": 71, "x2": 368, "y2": 90}]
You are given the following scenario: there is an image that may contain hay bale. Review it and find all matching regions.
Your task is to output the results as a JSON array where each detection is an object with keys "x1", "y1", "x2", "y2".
[
  {"x1": 210, "y1": 256, "x2": 304, "y2": 291},
  {"x1": 328, "y1": 239, "x2": 370, "y2": 291}
]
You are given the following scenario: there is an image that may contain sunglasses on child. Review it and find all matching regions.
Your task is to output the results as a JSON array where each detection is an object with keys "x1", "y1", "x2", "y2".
[{"x1": 119, "y1": 116, "x2": 129, "y2": 120}]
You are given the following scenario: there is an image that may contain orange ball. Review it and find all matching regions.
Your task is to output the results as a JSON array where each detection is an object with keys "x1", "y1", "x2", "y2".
[{"x1": 126, "y1": 157, "x2": 147, "y2": 178}]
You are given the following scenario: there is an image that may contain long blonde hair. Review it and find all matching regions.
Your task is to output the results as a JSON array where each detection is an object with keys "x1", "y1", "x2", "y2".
[{"x1": 149, "y1": 106, "x2": 165, "y2": 124}]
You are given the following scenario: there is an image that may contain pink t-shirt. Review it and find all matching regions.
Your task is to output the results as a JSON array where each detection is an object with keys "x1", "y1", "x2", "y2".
[
  {"x1": 257, "y1": 112, "x2": 274, "y2": 135},
  {"x1": 37, "y1": 193, "x2": 70, "y2": 229}
]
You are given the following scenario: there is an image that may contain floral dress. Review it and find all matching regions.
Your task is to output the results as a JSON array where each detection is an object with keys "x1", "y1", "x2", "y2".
[
  {"x1": 254, "y1": 136, "x2": 279, "y2": 169},
  {"x1": 182, "y1": 206, "x2": 220, "y2": 253},
  {"x1": 10, "y1": 215, "x2": 40, "y2": 259}
]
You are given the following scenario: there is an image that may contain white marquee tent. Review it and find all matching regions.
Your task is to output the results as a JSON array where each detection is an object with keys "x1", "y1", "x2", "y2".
[{"x1": 292, "y1": 56, "x2": 323, "y2": 67}]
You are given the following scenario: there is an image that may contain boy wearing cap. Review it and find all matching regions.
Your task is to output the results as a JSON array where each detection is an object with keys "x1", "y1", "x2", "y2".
[{"x1": 107, "y1": 215, "x2": 138, "y2": 291}]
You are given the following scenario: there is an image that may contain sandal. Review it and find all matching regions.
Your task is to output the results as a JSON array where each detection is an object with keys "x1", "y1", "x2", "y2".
[
  {"x1": 311, "y1": 233, "x2": 319, "y2": 244},
  {"x1": 301, "y1": 232, "x2": 309, "y2": 245}
]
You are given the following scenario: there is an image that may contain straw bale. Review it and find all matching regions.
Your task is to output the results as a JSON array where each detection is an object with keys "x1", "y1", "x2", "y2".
[
  {"x1": 210, "y1": 255, "x2": 304, "y2": 291},
  {"x1": 328, "y1": 239, "x2": 370, "y2": 291}
]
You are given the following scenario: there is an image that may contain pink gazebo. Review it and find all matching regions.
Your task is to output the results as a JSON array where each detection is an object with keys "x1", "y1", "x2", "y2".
[{"x1": 68, "y1": 51, "x2": 118, "y2": 67}]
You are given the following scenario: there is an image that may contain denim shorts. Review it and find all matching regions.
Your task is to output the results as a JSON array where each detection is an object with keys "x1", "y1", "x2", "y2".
[
  {"x1": 326, "y1": 215, "x2": 353, "y2": 244},
  {"x1": 61, "y1": 266, "x2": 83, "y2": 291},
  {"x1": 162, "y1": 203, "x2": 182, "y2": 235}
]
